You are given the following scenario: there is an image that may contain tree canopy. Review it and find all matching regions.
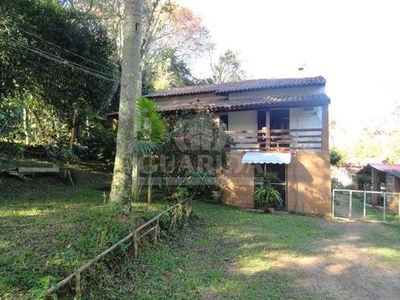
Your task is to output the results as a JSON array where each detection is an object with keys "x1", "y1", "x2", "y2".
[
  {"x1": 1, "y1": 0, "x2": 117, "y2": 119},
  {"x1": 0, "y1": 0, "x2": 117, "y2": 160},
  {"x1": 211, "y1": 50, "x2": 247, "y2": 84}
]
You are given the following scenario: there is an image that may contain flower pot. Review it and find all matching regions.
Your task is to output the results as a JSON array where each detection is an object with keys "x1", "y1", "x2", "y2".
[{"x1": 266, "y1": 207, "x2": 275, "y2": 214}]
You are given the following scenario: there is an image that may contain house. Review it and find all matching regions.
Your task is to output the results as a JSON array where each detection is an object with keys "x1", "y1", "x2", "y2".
[
  {"x1": 360, "y1": 163, "x2": 400, "y2": 211},
  {"x1": 144, "y1": 76, "x2": 332, "y2": 215}
]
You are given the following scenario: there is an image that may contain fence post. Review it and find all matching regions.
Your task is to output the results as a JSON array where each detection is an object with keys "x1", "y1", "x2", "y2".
[
  {"x1": 332, "y1": 189, "x2": 336, "y2": 218},
  {"x1": 155, "y1": 217, "x2": 160, "y2": 243},
  {"x1": 363, "y1": 191, "x2": 367, "y2": 220},
  {"x1": 134, "y1": 231, "x2": 138, "y2": 259},
  {"x1": 75, "y1": 271, "x2": 82, "y2": 299},
  {"x1": 170, "y1": 207, "x2": 176, "y2": 230},
  {"x1": 349, "y1": 190, "x2": 353, "y2": 219},
  {"x1": 398, "y1": 193, "x2": 400, "y2": 218},
  {"x1": 383, "y1": 192, "x2": 386, "y2": 223}
]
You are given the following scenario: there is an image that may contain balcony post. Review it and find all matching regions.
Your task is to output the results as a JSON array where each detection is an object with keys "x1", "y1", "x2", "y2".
[
  {"x1": 322, "y1": 105, "x2": 329, "y2": 151},
  {"x1": 265, "y1": 110, "x2": 270, "y2": 151}
]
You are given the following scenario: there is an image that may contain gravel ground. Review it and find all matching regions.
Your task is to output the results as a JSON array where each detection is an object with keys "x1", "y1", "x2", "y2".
[{"x1": 274, "y1": 220, "x2": 400, "y2": 300}]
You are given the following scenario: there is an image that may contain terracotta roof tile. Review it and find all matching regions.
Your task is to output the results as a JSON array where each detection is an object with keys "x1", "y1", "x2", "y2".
[
  {"x1": 157, "y1": 93, "x2": 330, "y2": 112},
  {"x1": 146, "y1": 76, "x2": 326, "y2": 98},
  {"x1": 369, "y1": 163, "x2": 400, "y2": 178}
]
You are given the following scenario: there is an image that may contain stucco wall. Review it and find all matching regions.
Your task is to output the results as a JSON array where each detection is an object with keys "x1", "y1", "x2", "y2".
[
  {"x1": 220, "y1": 152, "x2": 255, "y2": 208},
  {"x1": 290, "y1": 107, "x2": 322, "y2": 129},
  {"x1": 228, "y1": 110, "x2": 258, "y2": 149},
  {"x1": 287, "y1": 151, "x2": 331, "y2": 215},
  {"x1": 219, "y1": 151, "x2": 332, "y2": 215}
]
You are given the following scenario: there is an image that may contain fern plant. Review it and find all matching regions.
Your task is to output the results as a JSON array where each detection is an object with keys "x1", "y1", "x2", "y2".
[
  {"x1": 254, "y1": 171, "x2": 283, "y2": 212},
  {"x1": 254, "y1": 185, "x2": 283, "y2": 207}
]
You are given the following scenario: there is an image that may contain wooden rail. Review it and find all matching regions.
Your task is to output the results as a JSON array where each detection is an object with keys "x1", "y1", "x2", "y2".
[
  {"x1": 226, "y1": 128, "x2": 323, "y2": 151},
  {"x1": 46, "y1": 199, "x2": 192, "y2": 298}
]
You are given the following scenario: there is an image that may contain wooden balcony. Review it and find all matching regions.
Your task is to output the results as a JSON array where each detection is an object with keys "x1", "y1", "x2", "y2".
[{"x1": 226, "y1": 128, "x2": 323, "y2": 152}]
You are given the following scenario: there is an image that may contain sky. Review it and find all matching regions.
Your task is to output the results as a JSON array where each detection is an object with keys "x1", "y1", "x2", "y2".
[{"x1": 175, "y1": 0, "x2": 400, "y2": 147}]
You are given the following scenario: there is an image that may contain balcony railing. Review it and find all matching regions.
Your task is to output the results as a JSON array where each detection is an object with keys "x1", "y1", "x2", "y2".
[{"x1": 226, "y1": 128, "x2": 323, "y2": 152}]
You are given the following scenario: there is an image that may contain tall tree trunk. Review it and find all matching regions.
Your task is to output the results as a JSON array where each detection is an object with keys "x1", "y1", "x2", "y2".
[{"x1": 110, "y1": 0, "x2": 143, "y2": 205}]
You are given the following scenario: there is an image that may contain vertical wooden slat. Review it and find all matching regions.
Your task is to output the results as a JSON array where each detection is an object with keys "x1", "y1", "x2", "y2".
[
  {"x1": 155, "y1": 217, "x2": 160, "y2": 242},
  {"x1": 75, "y1": 271, "x2": 81, "y2": 299},
  {"x1": 372, "y1": 168, "x2": 380, "y2": 205},
  {"x1": 134, "y1": 231, "x2": 138, "y2": 258},
  {"x1": 265, "y1": 110, "x2": 270, "y2": 151}
]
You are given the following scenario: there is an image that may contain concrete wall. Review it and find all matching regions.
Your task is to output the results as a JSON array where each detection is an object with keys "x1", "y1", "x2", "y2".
[{"x1": 287, "y1": 151, "x2": 331, "y2": 215}]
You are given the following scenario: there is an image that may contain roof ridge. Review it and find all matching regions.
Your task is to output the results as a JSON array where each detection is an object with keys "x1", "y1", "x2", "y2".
[{"x1": 145, "y1": 76, "x2": 326, "y2": 98}]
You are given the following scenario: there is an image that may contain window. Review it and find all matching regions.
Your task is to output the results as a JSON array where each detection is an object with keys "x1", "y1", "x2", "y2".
[{"x1": 220, "y1": 113, "x2": 228, "y2": 130}]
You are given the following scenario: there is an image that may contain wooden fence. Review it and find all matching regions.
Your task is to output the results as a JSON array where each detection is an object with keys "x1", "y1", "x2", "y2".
[
  {"x1": 46, "y1": 199, "x2": 192, "y2": 298},
  {"x1": 226, "y1": 128, "x2": 323, "y2": 151}
]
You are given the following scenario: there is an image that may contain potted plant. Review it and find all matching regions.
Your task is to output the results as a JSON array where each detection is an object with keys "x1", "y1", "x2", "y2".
[
  {"x1": 254, "y1": 172, "x2": 284, "y2": 213},
  {"x1": 211, "y1": 186, "x2": 222, "y2": 202}
]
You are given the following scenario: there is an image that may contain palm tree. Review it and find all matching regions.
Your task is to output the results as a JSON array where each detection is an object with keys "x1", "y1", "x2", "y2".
[{"x1": 134, "y1": 97, "x2": 166, "y2": 204}]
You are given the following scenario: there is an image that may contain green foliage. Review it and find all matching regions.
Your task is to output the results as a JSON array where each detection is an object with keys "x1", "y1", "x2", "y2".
[
  {"x1": 45, "y1": 142, "x2": 80, "y2": 165},
  {"x1": 172, "y1": 186, "x2": 190, "y2": 202},
  {"x1": 140, "y1": 1, "x2": 212, "y2": 92},
  {"x1": 349, "y1": 113, "x2": 400, "y2": 163},
  {"x1": 254, "y1": 185, "x2": 284, "y2": 207},
  {"x1": 75, "y1": 114, "x2": 116, "y2": 162},
  {"x1": 142, "y1": 49, "x2": 201, "y2": 93},
  {"x1": 155, "y1": 111, "x2": 233, "y2": 199},
  {"x1": 0, "y1": 94, "x2": 25, "y2": 158},
  {"x1": 0, "y1": 163, "x2": 171, "y2": 299},
  {"x1": 330, "y1": 148, "x2": 343, "y2": 166},
  {"x1": 0, "y1": 0, "x2": 118, "y2": 165},
  {"x1": 84, "y1": 201, "x2": 343, "y2": 299},
  {"x1": 211, "y1": 49, "x2": 247, "y2": 83},
  {"x1": 136, "y1": 97, "x2": 166, "y2": 149},
  {"x1": 254, "y1": 171, "x2": 283, "y2": 210},
  {"x1": 1, "y1": 0, "x2": 116, "y2": 114},
  {"x1": 135, "y1": 97, "x2": 167, "y2": 157},
  {"x1": 134, "y1": 97, "x2": 167, "y2": 203},
  {"x1": 185, "y1": 170, "x2": 214, "y2": 195},
  {"x1": 262, "y1": 171, "x2": 281, "y2": 184},
  {"x1": 356, "y1": 173, "x2": 372, "y2": 187}
]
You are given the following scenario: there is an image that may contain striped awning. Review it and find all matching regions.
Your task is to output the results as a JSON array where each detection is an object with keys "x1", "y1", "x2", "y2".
[{"x1": 242, "y1": 152, "x2": 291, "y2": 164}]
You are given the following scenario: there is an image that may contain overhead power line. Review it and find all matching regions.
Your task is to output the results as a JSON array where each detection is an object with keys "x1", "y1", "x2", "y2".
[
  {"x1": 11, "y1": 24, "x2": 119, "y2": 72},
  {"x1": 5, "y1": 36, "x2": 118, "y2": 82}
]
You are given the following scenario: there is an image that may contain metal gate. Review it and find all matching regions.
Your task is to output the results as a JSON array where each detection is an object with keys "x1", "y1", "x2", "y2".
[{"x1": 332, "y1": 189, "x2": 400, "y2": 223}]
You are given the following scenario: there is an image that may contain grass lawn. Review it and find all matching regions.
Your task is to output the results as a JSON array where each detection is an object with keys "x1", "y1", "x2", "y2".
[
  {"x1": 333, "y1": 190, "x2": 400, "y2": 223},
  {"x1": 0, "y1": 163, "x2": 168, "y2": 300},
  {"x1": 92, "y1": 201, "x2": 400, "y2": 300},
  {"x1": 2, "y1": 161, "x2": 400, "y2": 299},
  {"x1": 84, "y1": 202, "x2": 342, "y2": 300}
]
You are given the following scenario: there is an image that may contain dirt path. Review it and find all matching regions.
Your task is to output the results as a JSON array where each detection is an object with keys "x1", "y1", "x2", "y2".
[{"x1": 274, "y1": 220, "x2": 400, "y2": 299}]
